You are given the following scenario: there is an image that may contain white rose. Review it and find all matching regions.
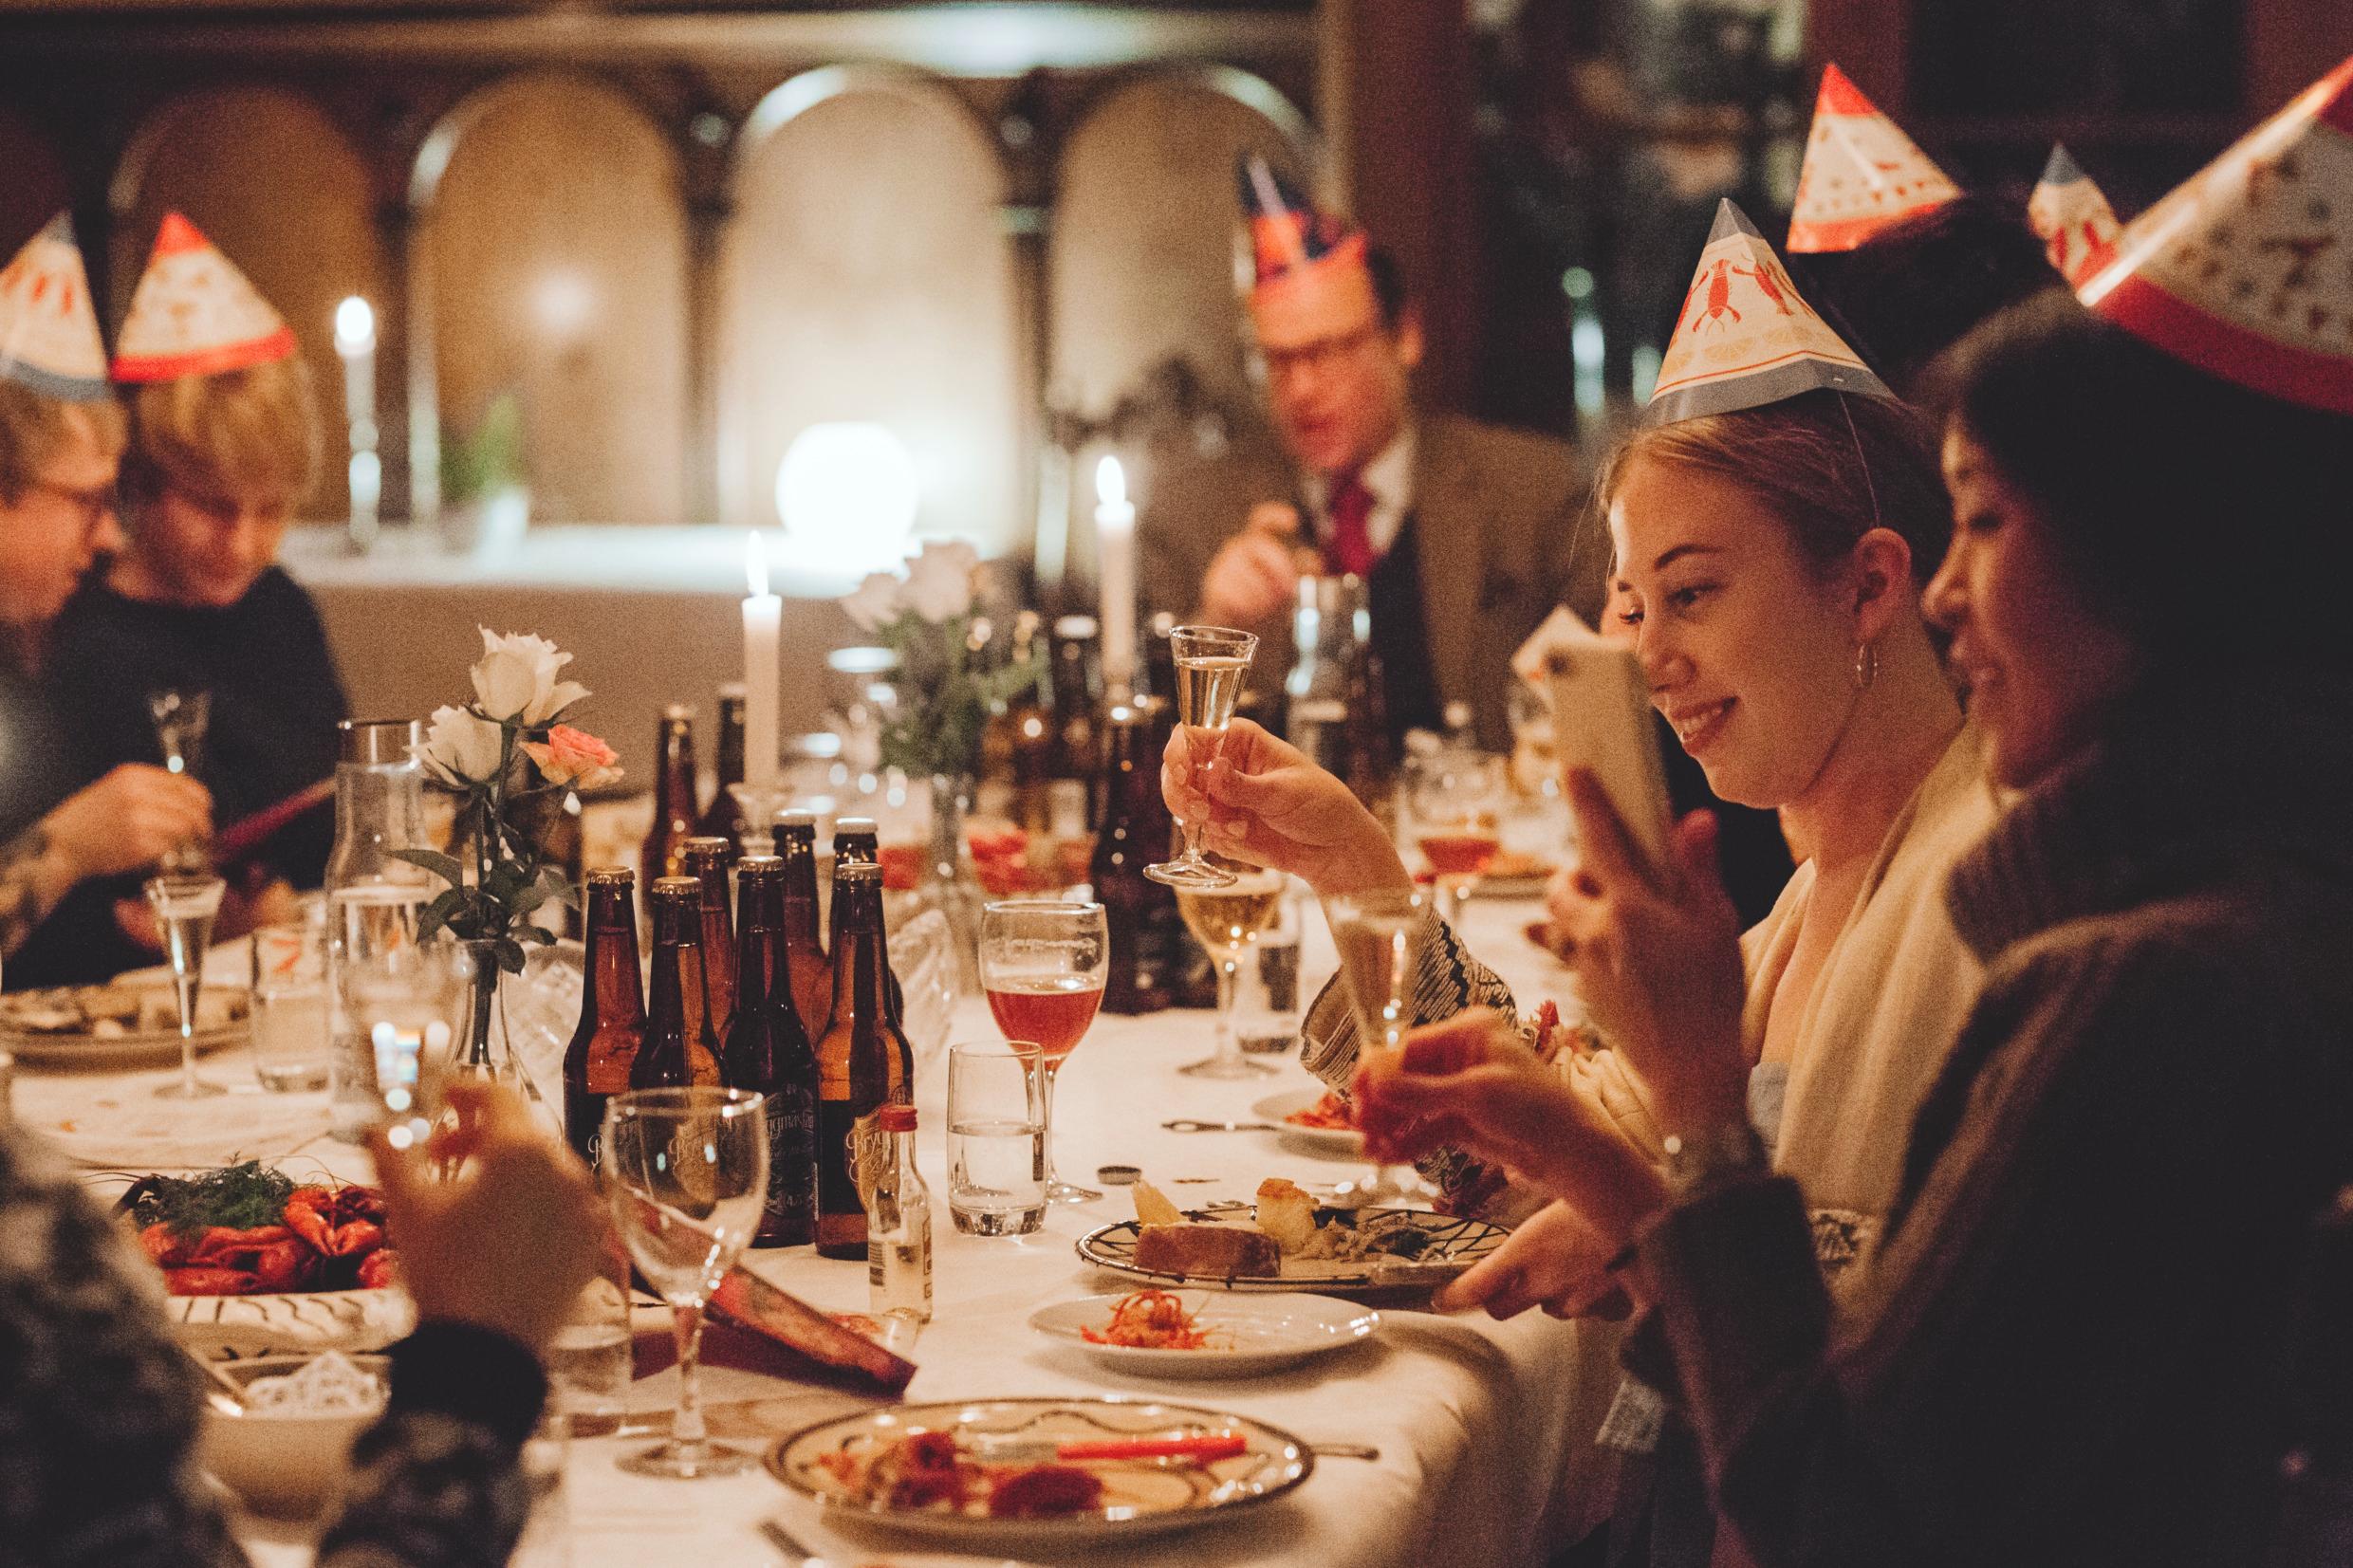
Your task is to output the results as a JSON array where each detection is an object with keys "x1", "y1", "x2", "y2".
[
  {"x1": 417, "y1": 705, "x2": 507, "y2": 786},
  {"x1": 902, "y1": 540, "x2": 978, "y2": 621},
  {"x1": 471, "y1": 628, "x2": 588, "y2": 724},
  {"x1": 843, "y1": 572, "x2": 904, "y2": 632}
]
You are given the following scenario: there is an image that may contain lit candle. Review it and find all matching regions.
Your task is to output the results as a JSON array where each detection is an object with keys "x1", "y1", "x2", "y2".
[
  {"x1": 1095, "y1": 455, "x2": 1138, "y2": 696},
  {"x1": 742, "y1": 532, "x2": 782, "y2": 793},
  {"x1": 333, "y1": 296, "x2": 377, "y2": 547}
]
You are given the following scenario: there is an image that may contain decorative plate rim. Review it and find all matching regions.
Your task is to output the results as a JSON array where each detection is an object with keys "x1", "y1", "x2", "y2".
[
  {"x1": 1027, "y1": 1291, "x2": 1381, "y2": 1367},
  {"x1": 1075, "y1": 1206, "x2": 1507, "y2": 1293},
  {"x1": 1248, "y1": 1088, "x2": 1364, "y2": 1153}
]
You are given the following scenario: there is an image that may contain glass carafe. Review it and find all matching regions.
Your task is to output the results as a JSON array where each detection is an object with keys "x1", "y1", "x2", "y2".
[
  {"x1": 1285, "y1": 575, "x2": 1366, "y2": 777},
  {"x1": 325, "y1": 718, "x2": 435, "y2": 1140}
]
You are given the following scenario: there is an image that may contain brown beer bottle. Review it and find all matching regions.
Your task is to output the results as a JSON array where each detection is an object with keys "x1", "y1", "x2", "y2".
[
  {"x1": 630, "y1": 876, "x2": 724, "y2": 1088},
  {"x1": 999, "y1": 611, "x2": 1054, "y2": 835},
  {"x1": 1091, "y1": 698, "x2": 1176, "y2": 1014},
  {"x1": 726, "y1": 857, "x2": 818, "y2": 1246},
  {"x1": 1050, "y1": 614, "x2": 1103, "y2": 828},
  {"x1": 681, "y1": 836, "x2": 736, "y2": 1045},
  {"x1": 694, "y1": 685, "x2": 748, "y2": 854},
  {"x1": 828, "y1": 817, "x2": 905, "y2": 1026},
  {"x1": 774, "y1": 810, "x2": 832, "y2": 1039},
  {"x1": 815, "y1": 861, "x2": 903, "y2": 1259},
  {"x1": 639, "y1": 705, "x2": 699, "y2": 891},
  {"x1": 561, "y1": 868, "x2": 645, "y2": 1170}
]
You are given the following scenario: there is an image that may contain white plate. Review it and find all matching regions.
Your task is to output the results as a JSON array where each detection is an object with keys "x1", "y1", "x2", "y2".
[
  {"x1": 797, "y1": 1558, "x2": 1043, "y2": 1568},
  {"x1": 1250, "y1": 1087, "x2": 1363, "y2": 1154},
  {"x1": 1029, "y1": 1291, "x2": 1379, "y2": 1378},
  {"x1": 768, "y1": 1395, "x2": 1312, "y2": 1543},
  {"x1": 1077, "y1": 1206, "x2": 1507, "y2": 1293}
]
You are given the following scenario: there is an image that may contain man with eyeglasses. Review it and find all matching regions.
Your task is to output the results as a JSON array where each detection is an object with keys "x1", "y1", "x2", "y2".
[
  {"x1": 1, "y1": 217, "x2": 213, "y2": 973},
  {"x1": 1141, "y1": 160, "x2": 1604, "y2": 750}
]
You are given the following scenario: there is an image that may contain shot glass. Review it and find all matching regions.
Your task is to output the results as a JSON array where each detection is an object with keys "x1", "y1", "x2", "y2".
[
  {"x1": 250, "y1": 912, "x2": 331, "y2": 1092},
  {"x1": 945, "y1": 1040, "x2": 1047, "y2": 1236}
]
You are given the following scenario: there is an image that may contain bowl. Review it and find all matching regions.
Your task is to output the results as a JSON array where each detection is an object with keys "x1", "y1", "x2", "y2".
[{"x1": 199, "y1": 1353, "x2": 390, "y2": 1518}]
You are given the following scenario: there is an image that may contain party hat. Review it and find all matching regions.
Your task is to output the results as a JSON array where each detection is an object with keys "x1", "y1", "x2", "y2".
[
  {"x1": 2078, "y1": 54, "x2": 2353, "y2": 415},
  {"x1": 1236, "y1": 155, "x2": 1368, "y2": 302},
  {"x1": 1647, "y1": 200, "x2": 1893, "y2": 425},
  {"x1": 1787, "y1": 64, "x2": 1961, "y2": 253},
  {"x1": 2028, "y1": 143, "x2": 2122, "y2": 287},
  {"x1": 111, "y1": 212, "x2": 296, "y2": 383},
  {"x1": 0, "y1": 215, "x2": 110, "y2": 401}
]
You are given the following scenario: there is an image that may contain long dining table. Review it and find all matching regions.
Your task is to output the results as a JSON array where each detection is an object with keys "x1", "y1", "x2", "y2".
[{"x1": 9, "y1": 889, "x2": 1622, "y2": 1568}]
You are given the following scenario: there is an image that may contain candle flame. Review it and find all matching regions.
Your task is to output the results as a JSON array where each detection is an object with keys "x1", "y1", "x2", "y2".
[
  {"x1": 333, "y1": 296, "x2": 374, "y2": 353},
  {"x1": 1096, "y1": 454, "x2": 1128, "y2": 509},
  {"x1": 745, "y1": 531, "x2": 771, "y2": 599}
]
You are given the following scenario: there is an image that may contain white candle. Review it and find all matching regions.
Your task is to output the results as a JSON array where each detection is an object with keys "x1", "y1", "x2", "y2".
[
  {"x1": 333, "y1": 296, "x2": 378, "y2": 544},
  {"x1": 1095, "y1": 455, "x2": 1138, "y2": 696},
  {"x1": 742, "y1": 532, "x2": 782, "y2": 792}
]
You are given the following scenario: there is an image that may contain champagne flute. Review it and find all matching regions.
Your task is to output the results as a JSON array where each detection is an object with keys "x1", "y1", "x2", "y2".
[
  {"x1": 147, "y1": 688, "x2": 213, "y2": 874},
  {"x1": 1324, "y1": 886, "x2": 1432, "y2": 1207},
  {"x1": 602, "y1": 1086, "x2": 769, "y2": 1479},
  {"x1": 1410, "y1": 749, "x2": 1508, "y2": 927},
  {"x1": 1145, "y1": 624, "x2": 1257, "y2": 890},
  {"x1": 145, "y1": 872, "x2": 226, "y2": 1099},
  {"x1": 979, "y1": 898, "x2": 1106, "y2": 1203},
  {"x1": 1174, "y1": 863, "x2": 1287, "y2": 1079}
]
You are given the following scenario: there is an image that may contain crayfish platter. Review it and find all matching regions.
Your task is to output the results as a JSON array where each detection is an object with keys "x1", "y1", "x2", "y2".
[{"x1": 168, "y1": 1286, "x2": 415, "y2": 1357}]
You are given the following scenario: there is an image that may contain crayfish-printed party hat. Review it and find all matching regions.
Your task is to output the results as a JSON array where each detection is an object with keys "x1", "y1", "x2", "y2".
[
  {"x1": 2028, "y1": 143, "x2": 2123, "y2": 288},
  {"x1": 1237, "y1": 154, "x2": 1369, "y2": 304},
  {"x1": 2077, "y1": 53, "x2": 2353, "y2": 415},
  {"x1": 1646, "y1": 200, "x2": 1894, "y2": 425},
  {"x1": 0, "y1": 215, "x2": 110, "y2": 401},
  {"x1": 111, "y1": 212, "x2": 296, "y2": 383},
  {"x1": 1787, "y1": 64, "x2": 1961, "y2": 253}
]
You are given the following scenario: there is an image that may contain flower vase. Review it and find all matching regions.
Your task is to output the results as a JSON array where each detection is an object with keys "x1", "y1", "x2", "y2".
[
  {"x1": 450, "y1": 939, "x2": 530, "y2": 1100},
  {"x1": 922, "y1": 772, "x2": 988, "y2": 997}
]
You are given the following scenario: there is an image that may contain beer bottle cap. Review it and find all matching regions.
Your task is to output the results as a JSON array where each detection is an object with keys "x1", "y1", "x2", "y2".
[
  {"x1": 585, "y1": 866, "x2": 636, "y2": 887},
  {"x1": 651, "y1": 876, "x2": 698, "y2": 900},
  {"x1": 735, "y1": 855, "x2": 784, "y2": 879}
]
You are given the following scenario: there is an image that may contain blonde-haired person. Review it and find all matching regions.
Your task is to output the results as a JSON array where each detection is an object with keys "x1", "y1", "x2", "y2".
[{"x1": 30, "y1": 353, "x2": 348, "y2": 984}]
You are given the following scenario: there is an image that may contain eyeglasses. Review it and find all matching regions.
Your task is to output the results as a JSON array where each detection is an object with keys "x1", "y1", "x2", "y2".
[
  {"x1": 28, "y1": 479, "x2": 118, "y2": 530},
  {"x1": 1260, "y1": 321, "x2": 1386, "y2": 380}
]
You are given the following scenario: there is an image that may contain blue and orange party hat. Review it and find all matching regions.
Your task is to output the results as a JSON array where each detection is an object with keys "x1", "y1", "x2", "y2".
[{"x1": 2028, "y1": 143, "x2": 2123, "y2": 288}]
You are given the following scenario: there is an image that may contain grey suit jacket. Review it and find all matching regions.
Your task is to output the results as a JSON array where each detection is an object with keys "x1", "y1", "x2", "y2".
[{"x1": 1137, "y1": 412, "x2": 1605, "y2": 749}]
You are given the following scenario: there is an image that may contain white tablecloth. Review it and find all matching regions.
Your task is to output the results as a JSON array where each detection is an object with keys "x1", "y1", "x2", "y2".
[{"x1": 18, "y1": 895, "x2": 1616, "y2": 1568}]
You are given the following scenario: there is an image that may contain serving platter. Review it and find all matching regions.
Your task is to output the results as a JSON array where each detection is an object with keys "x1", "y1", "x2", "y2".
[
  {"x1": 768, "y1": 1395, "x2": 1312, "y2": 1543},
  {"x1": 0, "y1": 983, "x2": 248, "y2": 1069},
  {"x1": 1249, "y1": 1087, "x2": 1364, "y2": 1154},
  {"x1": 166, "y1": 1285, "x2": 415, "y2": 1357},
  {"x1": 1077, "y1": 1205, "x2": 1506, "y2": 1293},
  {"x1": 1028, "y1": 1291, "x2": 1380, "y2": 1378}
]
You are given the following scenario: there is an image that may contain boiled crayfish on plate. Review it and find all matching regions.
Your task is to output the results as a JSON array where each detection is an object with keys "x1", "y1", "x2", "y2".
[{"x1": 119, "y1": 1163, "x2": 398, "y2": 1297}]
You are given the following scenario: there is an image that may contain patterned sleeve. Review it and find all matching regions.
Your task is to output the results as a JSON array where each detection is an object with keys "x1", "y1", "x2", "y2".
[{"x1": 1, "y1": 821, "x2": 55, "y2": 960}]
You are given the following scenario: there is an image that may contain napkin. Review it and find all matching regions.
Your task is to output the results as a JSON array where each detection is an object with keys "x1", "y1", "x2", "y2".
[{"x1": 1513, "y1": 607, "x2": 1671, "y2": 864}]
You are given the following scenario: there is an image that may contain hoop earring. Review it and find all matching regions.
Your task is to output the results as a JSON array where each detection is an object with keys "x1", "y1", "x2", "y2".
[{"x1": 1852, "y1": 641, "x2": 1878, "y2": 692}]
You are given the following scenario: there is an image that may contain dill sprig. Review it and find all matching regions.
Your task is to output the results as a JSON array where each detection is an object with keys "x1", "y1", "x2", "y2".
[{"x1": 126, "y1": 1161, "x2": 297, "y2": 1236}]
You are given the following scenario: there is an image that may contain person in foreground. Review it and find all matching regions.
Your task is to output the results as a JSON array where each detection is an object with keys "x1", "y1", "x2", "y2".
[
  {"x1": 1356, "y1": 194, "x2": 2353, "y2": 1563},
  {"x1": 0, "y1": 1080, "x2": 602, "y2": 1565}
]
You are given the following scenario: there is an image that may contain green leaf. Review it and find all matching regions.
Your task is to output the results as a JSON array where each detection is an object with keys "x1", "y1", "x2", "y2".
[
  {"x1": 389, "y1": 848, "x2": 466, "y2": 889},
  {"x1": 493, "y1": 938, "x2": 528, "y2": 974}
]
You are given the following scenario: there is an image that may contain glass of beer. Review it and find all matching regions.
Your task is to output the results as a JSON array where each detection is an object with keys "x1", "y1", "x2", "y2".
[
  {"x1": 979, "y1": 898, "x2": 1107, "y2": 1203},
  {"x1": 1174, "y1": 862, "x2": 1288, "y2": 1079},
  {"x1": 1146, "y1": 624, "x2": 1258, "y2": 890}
]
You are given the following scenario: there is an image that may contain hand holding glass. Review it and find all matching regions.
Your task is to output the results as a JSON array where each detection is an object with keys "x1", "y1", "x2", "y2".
[
  {"x1": 1146, "y1": 625, "x2": 1258, "y2": 889},
  {"x1": 146, "y1": 688, "x2": 213, "y2": 873}
]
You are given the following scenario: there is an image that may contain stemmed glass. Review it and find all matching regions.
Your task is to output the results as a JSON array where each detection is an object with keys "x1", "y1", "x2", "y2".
[
  {"x1": 147, "y1": 689, "x2": 212, "y2": 874},
  {"x1": 602, "y1": 1086, "x2": 769, "y2": 1479},
  {"x1": 1324, "y1": 886, "x2": 1432, "y2": 1207},
  {"x1": 979, "y1": 898, "x2": 1106, "y2": 1204},
  {"x1": 1409, "y1": 749, "x2": 1509, "y2": 927},
  {"x1": 343, "y1": 943, "x2": 468, "y2": 1153},
  {"x1": 1174, "y1": 863, "x2": 1287, "y2": 1079},
  {"x1": 145, "y1": 873, "x2": 227, "y2": 1099},
  {"x1": 1146, "y1": 625, "x2": 1258, "y2": 890}
]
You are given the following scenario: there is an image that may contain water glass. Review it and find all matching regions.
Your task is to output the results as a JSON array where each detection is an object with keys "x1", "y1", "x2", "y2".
[
  {"x1": 545, "y1": 1254, "x2": 634, "y2": 1437},
  {"x1": 946, "y1": 1040, "x2": 1047, "y2": 1236},
  {"x1": 250, "y1": 912, "x2": 330, "y2": 1092}
]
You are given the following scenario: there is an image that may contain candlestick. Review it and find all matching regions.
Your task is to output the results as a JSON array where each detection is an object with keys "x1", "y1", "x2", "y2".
[
  {"x1": 742, "y1": 532, "x2": 782, "y2": 794},
  {"x1": 334, "y1": 296, "x2": 378, "y2": 551},
  {"x1": 1095, "y1": 455, "x2": 1138, "y2": 698}
]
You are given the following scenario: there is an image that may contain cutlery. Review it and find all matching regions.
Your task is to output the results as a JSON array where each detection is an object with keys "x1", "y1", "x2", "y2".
[
  {"x1": 758, "y1": 1518, "x2": 813, "y2": 1559},
  {"x1": 961, "y1": 1430, "x2": 1248, "y2": 1465},
  {"x1": 1310, "y1": 1443, "x2": 1381, "y2": 1460},
  {"x1": 1162, "y1": 1118, "x2": 1277, "y2": 1133}
]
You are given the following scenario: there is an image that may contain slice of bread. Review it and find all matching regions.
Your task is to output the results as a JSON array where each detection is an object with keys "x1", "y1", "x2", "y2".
[
  {"x1": 1253, "y1": 1177, "x2": 1320, "y2": 1254},
  {"x1": 1133, "y1": 1223, "x2": 1282, "y2": 1279}
]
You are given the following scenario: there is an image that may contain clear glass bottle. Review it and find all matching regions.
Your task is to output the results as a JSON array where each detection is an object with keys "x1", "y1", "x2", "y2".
[
  {"x1": 1285, "y1": 575, "x2": 1364, "y2": 776},
  {"x1": 866, "y1": 1101, "x2": 932, "y2": 1324},
  {"x1": 325, "y1": 718, "x2": 434, "y2": 1140}
]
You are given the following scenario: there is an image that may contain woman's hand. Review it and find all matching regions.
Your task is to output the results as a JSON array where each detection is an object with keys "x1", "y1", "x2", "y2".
[
  {"x1": 1436, "y1": 1198, "x2": 1632, "y2": 1321},
  {"x1": 1160, "y1": 717, "x2": 1409, "y2": 896},
  {"x1": 1547, "y1": 767, "x2": 1750, "y2": 1140},
  {"x1": 369, "y1": 1083, "x2": 605, "y2": 1355},
  {"x1": 42, "y1": 765, "x2": 212, "y2": 879}
]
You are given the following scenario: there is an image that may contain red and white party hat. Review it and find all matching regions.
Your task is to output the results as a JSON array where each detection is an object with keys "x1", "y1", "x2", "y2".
[
  {"x1": 1236, "y1": 154, "x2": 1369, "y2": 306},
  {"x1": 1787, "y1": 65, "x2": 1961, "y2": 253},
  {"x1": 2028, "y1": 143, "x2": 2123, "y2": 288},
  {"x1": 111, "y1": 212, "x2": 296, "y2": 383},
  {"x1": 0, "y1": 214, "x2": 110, "y2": 402},
  {"x1": 1647, "y1": 200, "x2": 1893, "y2": 425},
  {"x1": 2078, "y1": 54, "x2": 2353, "y2": 415}
]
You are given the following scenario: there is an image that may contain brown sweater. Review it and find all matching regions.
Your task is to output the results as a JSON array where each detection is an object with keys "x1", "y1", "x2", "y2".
[{"x1": 1631, "y1": 675, "x2": 2353, "y2": 1566}]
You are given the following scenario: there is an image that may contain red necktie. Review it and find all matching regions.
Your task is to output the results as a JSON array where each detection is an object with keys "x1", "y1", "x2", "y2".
[{"x1": 1325, "y1": 474, "x2": 1377, "y2": 578}]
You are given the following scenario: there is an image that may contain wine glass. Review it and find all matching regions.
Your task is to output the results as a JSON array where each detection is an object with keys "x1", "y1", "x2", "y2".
[
  {"x1": 1409, "y1": 748, "x2": 1508, "y2": 927},
  {"x1": 1174, "y1": 863, "x2": 1287, "y2": 1079},
  {"x1": 147, "y1": 688, "x2": 213, "y2": 874},
  {"x1": 1324, "y1": 886, "x2": 1433, "y2": 1207},
  {"x1": 979, "y1": 898, "x2": 1106, "y2": 1204},
  {"x1": 1146, "y1": 624, "x2": 1258, "y2": 889},
  {"x1": 145, "y1": 872, "x2": 226, "y2": 1099},
  {"x1": 602, "y1": 1086, "x2": 769, "y2": 1479},
  {"x1": 340, "y1": 942, "x2": 467, "y2": 1153}
]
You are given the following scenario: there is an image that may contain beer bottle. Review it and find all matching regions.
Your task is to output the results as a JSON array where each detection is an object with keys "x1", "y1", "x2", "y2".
[
  {"x1": 726, "y1": 857, "x2": 818, "y2": 1247},
  {"x1": 999, "y1": 611, "x2": 1054, "y2": 835},
  {"x1": 639, "y1": 705, "x2": 698, "y2": 891},
  {"x1": 1050, "y1": 614, "x2": 1103, "y2": 829},
  {"x1": 561, "y1": 867, "x2": 645, "y2": 1170},
  {"x1": 774, "y1": 810, "x2": 832, "y2": 1040},
  {"x1": 816, "y1": 861, "x2": 906, "y2": 1259},
  {"x1": 693, "y1": 685, "x2": 748, "y2": 854},
  {"x1": 630, "y1": 876, "x2": 724, "y2": 1088},
  {"x1": 681, "y1": 836, "x2": 736, "y2": 1044},
  {"x1": 1091, "y1": 698, "x2": 1176, "y2": 1014},
  {"x1": 829, "y1": 817, "x2": 904, "y2": 1026}
]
